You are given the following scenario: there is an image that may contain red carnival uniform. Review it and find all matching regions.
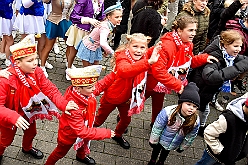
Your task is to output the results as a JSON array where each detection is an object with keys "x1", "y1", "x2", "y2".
[
  {"x1": 145, "y1": 32, "x2": 209, "y2": 123},
  {"x1": 0, "y1": 67, "x2": 68, "y2": 155}
]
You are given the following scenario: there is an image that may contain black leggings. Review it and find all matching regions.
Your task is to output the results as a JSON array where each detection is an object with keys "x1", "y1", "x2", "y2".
[{"x1": 150, "y1": 143, "x2": 170, "y2": 163}]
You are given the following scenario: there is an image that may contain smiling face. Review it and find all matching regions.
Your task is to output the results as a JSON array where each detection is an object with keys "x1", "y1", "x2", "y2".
[
  {"x1": 193, "y1": 0, "x2": 208, "y2": 12},
  {"x1": 224, "y1": 39, "x2": 243, "y2": 57},
  {"x1": 181, "y1": 102, "x2": 198, "y2": 117},
  {"x1": 127, "y1": 38, "x2": 148, "y2": 61},
  {"x1": 177, "y1": 23, "x2": 197, "y2": 42},
  {"x1": 15, "y1": 54, "x2": 38, "y2": 74},
  {"x1": 107, "y1": 9, "x2": 123, "y2": 26}
]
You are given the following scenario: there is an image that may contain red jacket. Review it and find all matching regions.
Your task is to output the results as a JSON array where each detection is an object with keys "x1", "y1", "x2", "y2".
[
  {"x1": 58, "y1": 83, "x2": 112, "y2": 145},
  {"x1": 0, "y1": 67, "x2": 68, "y2": 129},
  {"x1": 103, "y1": 50, "x2": 151, "y2": 104},
  {"x1": 146, "y1": 32, "x2": 209, "y2": 92}
]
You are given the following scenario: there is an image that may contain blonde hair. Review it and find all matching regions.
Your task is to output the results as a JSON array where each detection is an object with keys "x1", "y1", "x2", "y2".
[
  {"x1": 110, "y1": 33, "x2": 151, "y2": 68},
  {"x1": 220, "y1": 29, "x2": 244, "y2": 46}
]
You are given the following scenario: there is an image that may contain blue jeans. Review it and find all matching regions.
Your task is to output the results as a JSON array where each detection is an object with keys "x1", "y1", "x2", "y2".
[{"x1": 195, "y1": 149, "x2": 222, "y2": 165}]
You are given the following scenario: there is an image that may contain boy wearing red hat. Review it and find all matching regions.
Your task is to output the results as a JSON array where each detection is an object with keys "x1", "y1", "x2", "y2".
[
  {"x1": 0, "y1": 34, "x2": 78, "y2": 162},
  {"x1": 45, "y1": 65, "x2": 115, "y2": 165}
]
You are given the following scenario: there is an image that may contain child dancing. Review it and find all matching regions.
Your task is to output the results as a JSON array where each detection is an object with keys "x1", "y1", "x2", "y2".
[
  {"x1": 148, "y1": 82, "x2": 200, "y2": 165},
  {"x1": 45, "y1": 65, "x2": 115, "y2": 165}
]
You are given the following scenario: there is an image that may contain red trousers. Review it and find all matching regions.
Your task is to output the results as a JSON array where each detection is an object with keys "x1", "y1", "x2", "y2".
[
  {"x1": 145, "y1": 90, "x2": 166, "y2": 124},
  {"x1": 0, "y1": 120, "x2": 37, "y2": 156},
  {"x1": 45, "y1": 139, "x2": 86, "y2": 165},
  {"x1": 94, "y1": 95, "x2": 131, "y2": 137}
]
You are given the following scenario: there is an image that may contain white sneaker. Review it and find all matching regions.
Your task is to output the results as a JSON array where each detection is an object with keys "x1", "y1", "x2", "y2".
[
  {"x1": 65, "y1": 62, "x2": 76, "y2": 69},
  {"x1": 5, "y1": 59, "x2": 11, "y2": 67},
  {"x1": 40, "y1": 66, "x2": 48, "y2": 78},
  {"x1": 212, "y1": 100, "x2": 224, "y2": 112},
  {"x1": 38, "y1": 59, "x2": 53, "y2": 69},
  {"x1": 0, "y1": 53, "x2": 6, "y2": 60},
  {"x1": 45, "y1": 61, "x2": 53, "y2": 69},
  {"x1": 66, "y1": 73, "x2": 71, "y2": 80},
  {"x1": 12, "y1": 31, "x2": 17, "y2": 39},
  {"x1": 53, "y1": 43, "x2": 60, "y2": 54}
]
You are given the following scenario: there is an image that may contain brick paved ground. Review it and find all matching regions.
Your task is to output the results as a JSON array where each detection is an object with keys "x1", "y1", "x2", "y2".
[{"x1": 0, "y1": 35, "x2": 247, "y2": 165}]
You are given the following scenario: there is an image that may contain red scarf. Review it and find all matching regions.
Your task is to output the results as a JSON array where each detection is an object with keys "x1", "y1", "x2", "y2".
[
  {"x1": 69, "y1": 87, "x2": 96, "y2": 153},
  {"x1": 10, "y1": 65, "x2": 60, "y2": 123},
  {"x1": 124, "y1": 50, "x2": 147, "y2": 116},
  {"x1": 153, "y1": 31, "x2": 191, "y2": 93}
]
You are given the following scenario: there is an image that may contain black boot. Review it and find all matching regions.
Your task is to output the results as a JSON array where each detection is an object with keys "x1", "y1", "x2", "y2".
[
  {"x1": 76, "y1": 155, "x2": 96, "y2": 165},
  {"x1": 116, "y1": 115, "x2": 128, "y2": 134},
  {"x1": 22, "y1": 147, "x2": 44, "y2": 159},
  {"x1": 147, "y1": 160, "x2": 156, "y2": 165},
  {"x1": 112, "y1": 136, "x2": 130, "y2": 149}
]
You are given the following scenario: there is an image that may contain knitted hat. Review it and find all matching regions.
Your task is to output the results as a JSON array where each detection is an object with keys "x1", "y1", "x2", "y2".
[
  {"x1": 178, "y1": 82, "x2": 200, "y2": 108},
  {"x1": 66, "y1": 65, "x2": 102, "y2": 86},
  {"x1": 104, "y1": 0, "x2": 122, "y2": 14}
]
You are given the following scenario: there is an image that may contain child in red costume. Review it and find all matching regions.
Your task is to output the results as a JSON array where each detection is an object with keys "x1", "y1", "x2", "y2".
[
  {"x1": 45, "y1": 65, "x2": 115, "y2": 165},
  {"x1": 93, "y1": 33, "x2": 161, "y2": 149},
  {"x1": 0, "y1": 34, "x2": 78, "y2": 162},
  {"x1": 145, "y1": 15, "x2": 219, "y2": 127}
]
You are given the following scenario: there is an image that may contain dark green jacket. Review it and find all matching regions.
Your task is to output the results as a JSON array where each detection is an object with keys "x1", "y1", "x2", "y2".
[{"x1": 177, "y1": 2, "x2": 210, "y2": 55}]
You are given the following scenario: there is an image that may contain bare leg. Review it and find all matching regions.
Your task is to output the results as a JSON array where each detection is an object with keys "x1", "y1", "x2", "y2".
[
  {"x1": 67, "y1": 46, "x2": 77, "y2": 68},
  {"x1": 82, "y1": 60, "x2": 91, "y2": 67},
  {"x1": 37, "y1": 34, "x2": 46, "y2": 59},
  {"x1": 1, "y1": 37, "x2": 7, "y2": 53},
  {"x1": 3, "y1": 35, "x2": 14, "y2": 60},
  {"x1": 40, "y1": 38, "x2": 56, "y2": 66},
  {"x1": 93, "y1": 61, "x2": 99, "y2": 65}
]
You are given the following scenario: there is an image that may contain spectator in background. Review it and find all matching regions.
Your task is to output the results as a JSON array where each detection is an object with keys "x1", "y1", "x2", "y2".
[
  {"x1": 176, "y1": 0, "x2": 210, "y2": 55},
  {"x1": 130, "y1": 0, "x2": 165, "y2": 47},
  {"x1": 104, "y1": 0, "x2": 131, "y2": 50}
]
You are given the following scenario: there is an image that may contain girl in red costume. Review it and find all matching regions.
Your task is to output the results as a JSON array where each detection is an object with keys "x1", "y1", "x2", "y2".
[
  {"x1": 0, "y1": 34, "x2": 78, "y2": 162},
  {"x1": 145, "y1": 15, "x2": 218, "y2": 127},
  {"x1": 94, "y1": 33, "x2": 161, "y2": 149},
  {"x1": 46, "y1": 65, "x2": 115, "y2": 165}
]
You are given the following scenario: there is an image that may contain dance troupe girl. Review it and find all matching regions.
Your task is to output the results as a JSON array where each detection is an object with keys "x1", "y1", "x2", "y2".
[{"x1": 75, "y1": 1, "x2": 123, "y2": 67}]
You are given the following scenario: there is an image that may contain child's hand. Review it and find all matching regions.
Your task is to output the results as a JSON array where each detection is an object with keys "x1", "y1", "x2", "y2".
[
  {"x1": 178, "y1": 85, "x2": 184, "y2": 94},
  {"x1": 110, "y1": 130, "x2": 115, "y2": 137},
  {"x1": 0, "y1": 68, "x2": 11, "y2": 79},
  {"x1": 89, "y1": 18, "x2": 100, "y2": 27},
  {"x1": 15, "y1": 116, "x2": 30, "y2": 130},
  {"x1": 65, "y1": 101, "x2": 79, "y2": 115},
  {"x1": 148, "y1": 41, "x2": 162, "y2": 65},
  {"x1": 207, "y1": 55, "x2": 218, "y2": 63}
]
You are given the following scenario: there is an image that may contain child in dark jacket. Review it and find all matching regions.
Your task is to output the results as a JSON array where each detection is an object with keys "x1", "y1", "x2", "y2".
[
  {"x1": 189, "y1": 29, "x2": 248, "y2": 136},
  {"x1": 196, "y1": 93, "x2": 248, "y2": 165},
  {"x1": 148, "y1": 82, "x2": 200, "y2": 165}
]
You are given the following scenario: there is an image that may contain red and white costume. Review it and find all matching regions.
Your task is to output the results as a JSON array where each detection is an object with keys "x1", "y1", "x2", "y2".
[
  {"x1": 0, "y1": 67, "x2": 68, "y2": 156},
  {"x1": 94, "y1": 49, "x2": 152, "y2": 137},
  {"x1": 45, "y1": 66, "x2": 114, "y2": 165},
  {"x1": 145, "y1": 31, "x2": 209, "y2": 123}
]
